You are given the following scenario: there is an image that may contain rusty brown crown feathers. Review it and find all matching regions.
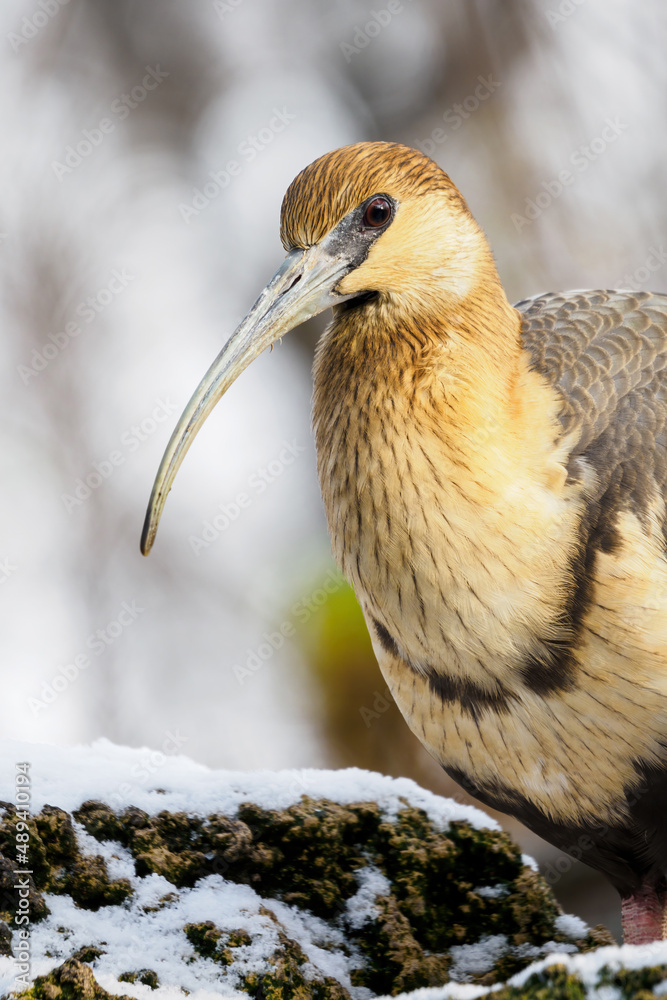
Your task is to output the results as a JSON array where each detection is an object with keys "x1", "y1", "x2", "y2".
[{"x1": 280, "y1": 141, "x2": 469, "y2": 249}]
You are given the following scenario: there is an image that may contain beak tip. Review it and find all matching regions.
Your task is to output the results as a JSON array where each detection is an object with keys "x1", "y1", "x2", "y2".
[{"x1": 140, "y1": 512, "x2": 154, "y2": 556}]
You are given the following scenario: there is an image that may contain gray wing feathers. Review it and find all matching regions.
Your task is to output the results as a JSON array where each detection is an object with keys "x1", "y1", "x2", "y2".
[{"x1": 515, "y1": 289, "x2": 667, "y2": 531}]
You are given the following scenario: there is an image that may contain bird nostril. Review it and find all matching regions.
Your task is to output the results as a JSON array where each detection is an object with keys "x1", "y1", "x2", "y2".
[{"x1": 286, "y1": 274, "x2": 302, "y2": 293}]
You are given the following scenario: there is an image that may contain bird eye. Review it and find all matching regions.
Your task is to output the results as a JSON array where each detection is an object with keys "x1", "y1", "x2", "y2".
[{"x1": 362, "y1": 197, "x2": 392, "y2": 229}]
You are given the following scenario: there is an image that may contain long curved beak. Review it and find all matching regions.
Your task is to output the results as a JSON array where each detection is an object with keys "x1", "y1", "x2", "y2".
[{"x1": 141, "y1": 243, "x2": 355, "y2": 555}]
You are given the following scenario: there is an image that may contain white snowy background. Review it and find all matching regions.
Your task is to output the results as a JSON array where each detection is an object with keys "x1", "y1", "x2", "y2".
[{"x1": 1, "y1": 0, "x2": 667, "y2": 938}]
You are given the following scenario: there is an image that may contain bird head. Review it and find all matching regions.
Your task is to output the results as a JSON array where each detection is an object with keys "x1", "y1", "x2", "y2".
[
  {"x1": 141, "y1": 141, "x2": 496, "y2": 555},
  {"x1": 280, "y1": 142, "x2": 488, "y2": 311}
]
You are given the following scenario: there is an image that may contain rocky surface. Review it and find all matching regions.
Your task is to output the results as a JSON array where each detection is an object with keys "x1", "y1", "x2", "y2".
[{"x1": 0, "y1": 741, "x2": 666, "y2": 999}]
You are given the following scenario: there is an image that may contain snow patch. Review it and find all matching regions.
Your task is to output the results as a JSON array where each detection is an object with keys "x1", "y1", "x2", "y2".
[
  {"x1": 555, "y1": 911, "x2": 590, "y2": 940},
  {"x1": 0, "y1": 738, "x2": 496, "y2": 834},
  {"x1": 73, "y1": 822, "x2": 137, "y2": 882},
  {"x1": 474, "y1": 884, "x2": 508, "y2": 900},
  {"x1": 448, "y1": 934, "x2": 509, "y2": 982},
  {"x1": 345, "y1": 866, "x2": 392, "y2": 929}
]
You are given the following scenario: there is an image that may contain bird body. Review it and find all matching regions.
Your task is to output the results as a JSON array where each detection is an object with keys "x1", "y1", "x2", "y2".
[
  {"x1": 142, "y1": 142, "x2": 667, "y2": 943},
  {"x1": 313, "y1": 284, "x2": 667, "y2": 915}
]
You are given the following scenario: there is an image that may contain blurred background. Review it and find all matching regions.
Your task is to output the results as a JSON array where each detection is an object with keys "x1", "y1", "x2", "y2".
[{"x1": 2, "y1": 0, "x2": 666, "y2": 941}]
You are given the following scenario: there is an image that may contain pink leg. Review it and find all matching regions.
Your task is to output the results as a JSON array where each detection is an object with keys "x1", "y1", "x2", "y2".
[{"x1": 622, "y1": 882, "x2": 667, "y2": 944}]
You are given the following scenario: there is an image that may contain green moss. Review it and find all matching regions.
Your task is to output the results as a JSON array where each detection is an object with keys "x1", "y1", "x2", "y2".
[
  {"x1": 184, "y1": 920, "x2": 224, "y2": 959},
  {"x1": 232, "y1": 798, "x2": 376, "y2": 916},
  {"x1": 0, "y1": 919, "x2": 12, "y2": 956},
  {"x1": 118, "y1": 969, "x2": 159, "y2": 989},
  {"x1": 0, "y1": 803, "x2": 133, "y2": 916},
  {"x1": 241, "y1": 933, "x2": 310, "y2": 998},
  {"x1": 350, "y1": 893, "x2": 450, "y2": 995},
  {"x1": 0, "y1": 804, "x2": 51, "y2": 924},
  {"x1": 14, "y1": 954, "x2": 667, "y2": 1000},
  {"x1": 141, "y1": 891, "x2": 178, "y2": 913},
  {"x1": 70, "y1": 947, "x2": 104, "y2": 964},
  {"x1": 186, "y1": 912, "x2": 350, "y2": 998},
  {"x1": 125, "y1": 811, "x2": 212, "y2": 886},
  {"x1": 597, "y1": 962, "x2": 667, "y2": 997},
  {"x1": 493, "y1": 964, "x2": 586, "y2": 999},
  {"x1": 55, "y1": 856, "x2": 133, "y2": 911},
  {"x1": 377, "y1": 808, "x2": 524, "y2": 950},
  {"x1": 0, "y1": 854, "x2": 49, "y2": 925},
  {"x1": 33, "y1": 809, "x2": 78, "y2": 867},
  {"x1": 480, "y1": 962, "x2": 667, "y2": 999},
  {"x1": 14, "y1": 958, "x2": 134, "y2": 1000},
  {"x1": 70, "y1": 793, "x2": 612, "y2": 991},
  {"x1": 72, "y1": 803, "x2": 148, "y2": 848},
  {"x1": 6, "y1": 793, "x2": 622, "y2": 997},
  {"x1": 242, "y1": 909, "x2": 352, "y2": 1000},
  {"x1": 185, "y1": 920, "x2": 256, "y2": 968},
  {"x1": 587, "y1": 924, "x2": 619, "y2": 948}
]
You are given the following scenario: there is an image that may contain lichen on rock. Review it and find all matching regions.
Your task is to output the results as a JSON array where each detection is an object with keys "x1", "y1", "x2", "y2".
[
  {"x1": 1, "y1": 780, "x2": 619, "y2": 1000},
  {"x1": 6, "y1": 745, "x2": 667, "y2": 999},
  {"x1": 0, "y1": 803, "x2": 132, "y2": 920},
  {"x1": 13, "y1": 957, "x2": 134, "y2": 1000}
]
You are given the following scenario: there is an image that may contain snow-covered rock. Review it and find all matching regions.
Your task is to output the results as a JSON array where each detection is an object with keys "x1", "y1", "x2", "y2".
[{"x1": 1, "y1": 740, "x2": 665, "y2": 999}]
